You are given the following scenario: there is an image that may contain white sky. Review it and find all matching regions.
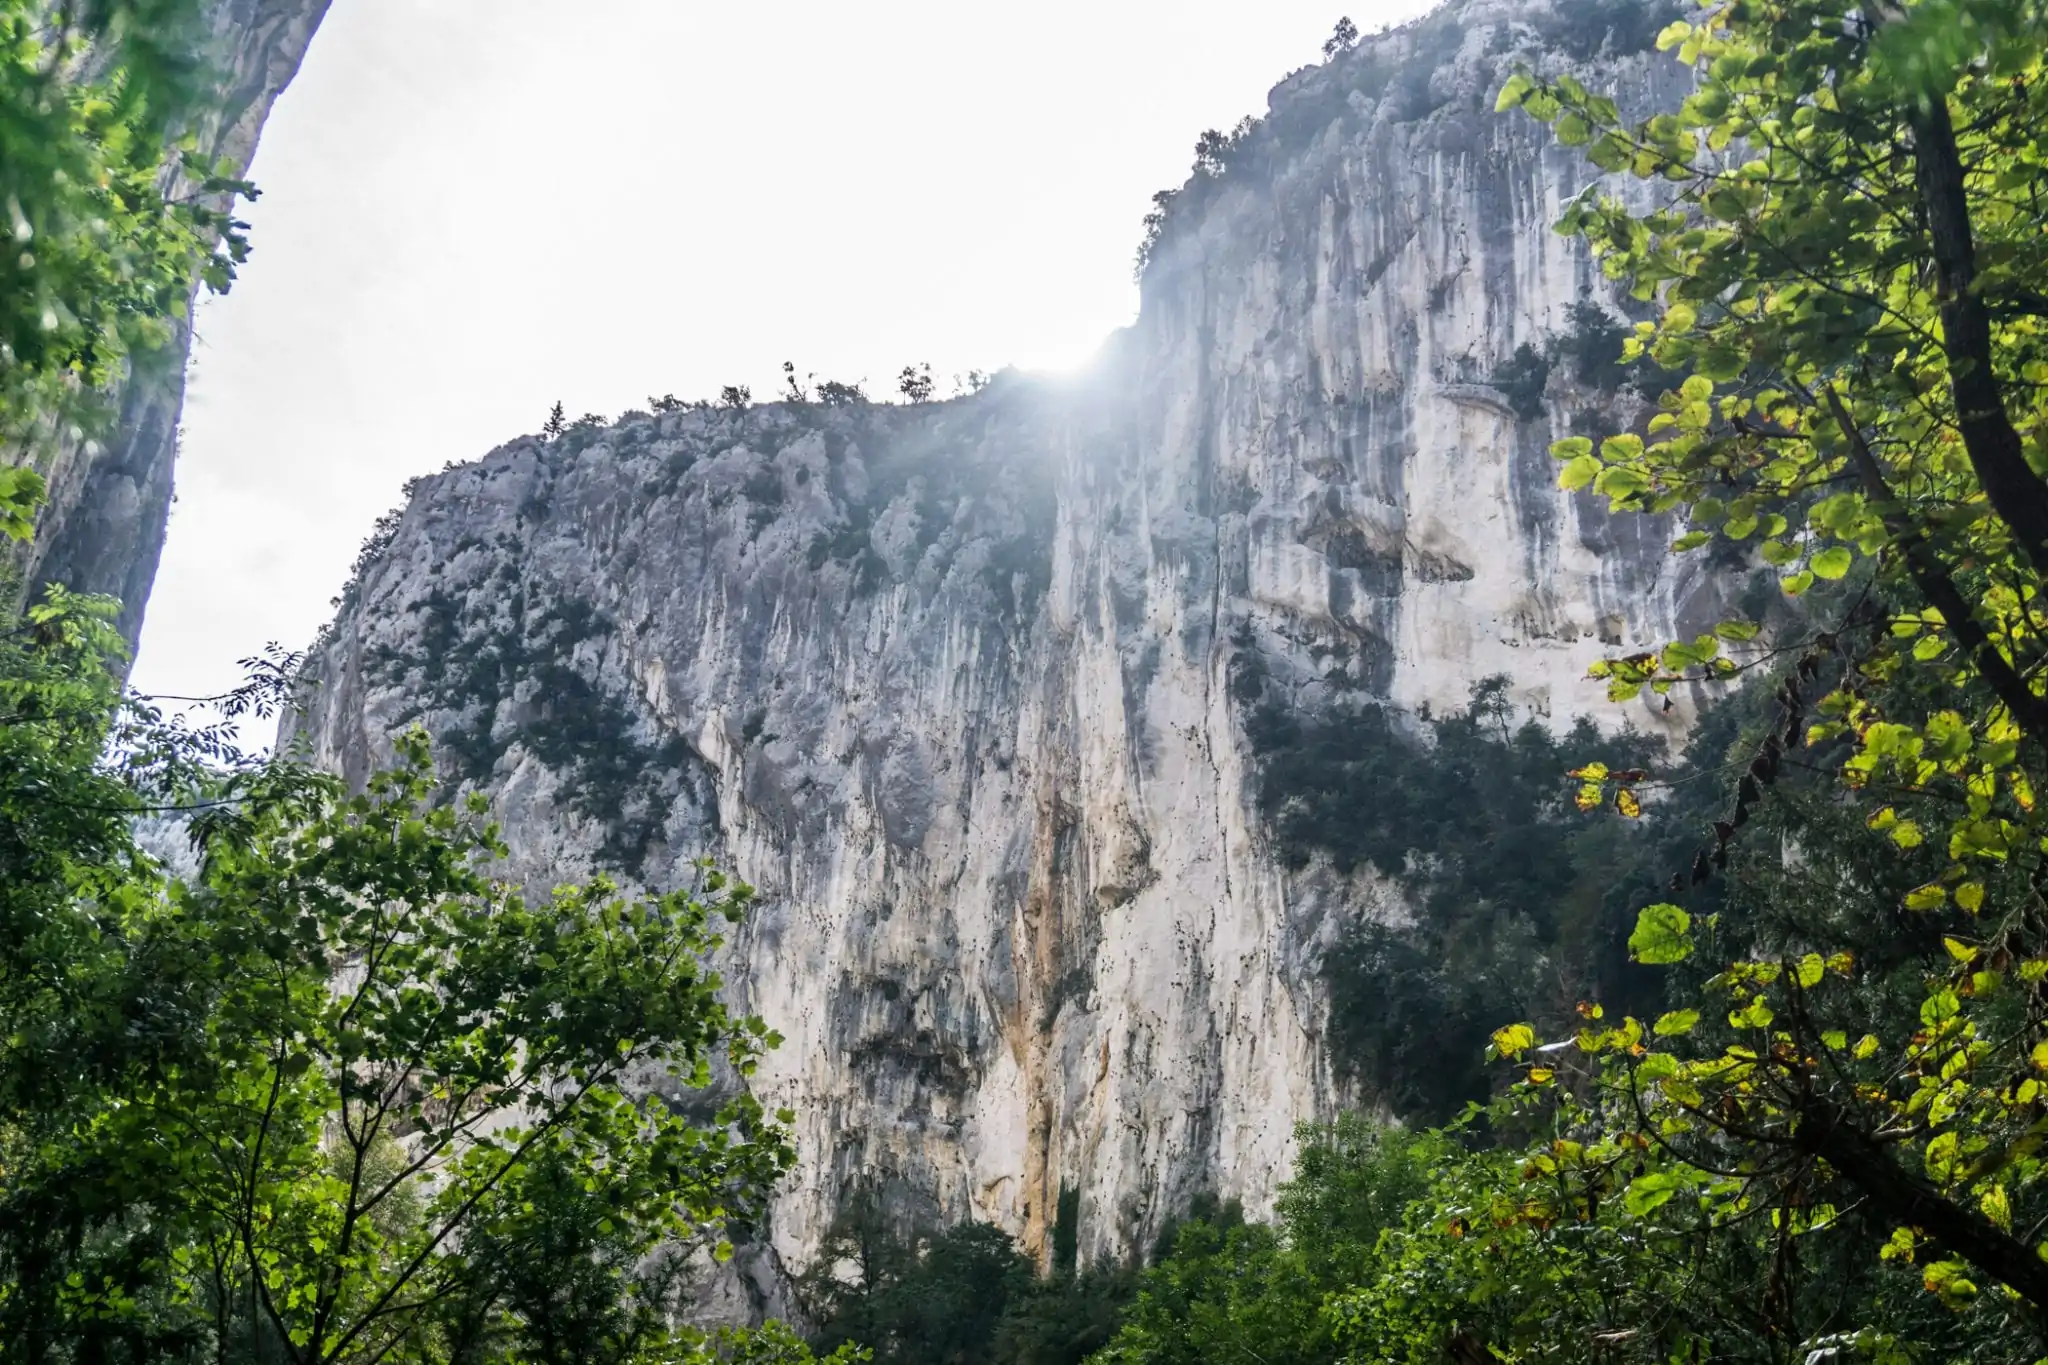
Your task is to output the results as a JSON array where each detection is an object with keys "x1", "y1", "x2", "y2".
[{"x1": 133, "y1": 0, "x2": 1435, "y2": 719}]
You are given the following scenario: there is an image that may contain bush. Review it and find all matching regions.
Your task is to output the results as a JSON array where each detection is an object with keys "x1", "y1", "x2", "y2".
[{"x1": 1236, "y1": 674, "x2": 1715, "y2": 1117}]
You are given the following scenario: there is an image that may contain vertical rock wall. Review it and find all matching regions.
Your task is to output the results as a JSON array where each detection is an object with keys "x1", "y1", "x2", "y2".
[{"x1": 289, "y1": 0, "x2": 1714, "y2": 1281}]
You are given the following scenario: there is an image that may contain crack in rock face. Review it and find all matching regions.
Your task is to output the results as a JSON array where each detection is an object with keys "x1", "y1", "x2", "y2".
[{"x1": 288, "y1": 0, "x2": 1721, "y2": 1296}]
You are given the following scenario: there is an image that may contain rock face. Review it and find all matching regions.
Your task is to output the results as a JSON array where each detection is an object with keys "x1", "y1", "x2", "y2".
[
  {"x1": 291, "y1": 0, "x2": 1716, "y2": 1284},
  {"x1": 8, "y1": 0, "x2": 331, "y2": 645}
]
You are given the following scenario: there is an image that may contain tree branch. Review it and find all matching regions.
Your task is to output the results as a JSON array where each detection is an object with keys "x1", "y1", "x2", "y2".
[
  {"x1": 1823, "y1": 387, "x2": 2048, "y2": 743},
  {"x1": 1794, "y1": 1092, "x2": 2048, "y2": 1310},
  {"x1": 1901, "y1": 91, "x2": 2048, "y2": 577}
]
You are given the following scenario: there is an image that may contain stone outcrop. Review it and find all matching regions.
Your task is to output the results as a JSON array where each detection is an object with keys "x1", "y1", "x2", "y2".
[
  {"x1": 7, "y1": 0, "x2": 332, "y2": 645},
  {"x1": 288, "y1": 0, "x2": 1716, "y2": 1286}
]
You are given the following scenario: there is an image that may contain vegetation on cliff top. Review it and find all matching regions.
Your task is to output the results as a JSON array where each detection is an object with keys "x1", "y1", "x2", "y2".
[
  {"x1": 17, "y1": 0, "x2": 2048, "y2": 1362},
  {"x1": 816, "y1": 3, "x2": 2048, "y2": 1363}
]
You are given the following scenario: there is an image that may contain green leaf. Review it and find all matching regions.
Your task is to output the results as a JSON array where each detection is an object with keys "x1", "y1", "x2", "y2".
[
  {"x1": 1811, "y1": 546, "x2": 1854, "y2": 580},
  {"x1": 1495, "y1": 72, "x2": 1535, "y2": 112},
  {"x1": 1624, "y1": 1171, "x2": 1682, "y2": 1216},
  {"x1": 1629, "y1": 904, "x2": 1693, "y2": 965},
  {"x1": 1594, "y1": 466, "x2": 1649, "y2": 502},
  {"x1": 1558, "y1": 454, "x2": 1602, "y2": 491},
  {"x1": 0, "y1": 466, "x2": 49, "y2": 541},
  {"x1": 1653, "y1": 1009, "x2": 1700, "y2": 1036},
  {"x1": 1920, "y1": 989, "x2": 1961, "y2": 1027}
]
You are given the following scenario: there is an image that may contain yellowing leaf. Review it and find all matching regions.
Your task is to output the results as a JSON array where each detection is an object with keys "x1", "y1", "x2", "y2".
[
  {"x1": 1982, "y1": 1185, "x2": 2012, "y2": 1232},
  {"x1": 1492, "y1": 1023, "x2": 1537, "y2": 1059},
  {"x1": 1616, "y1": 788, "x2": 1642, "y2": 819},
  {"x1": 1654, "y1": 1009, "x2": 1700, "y2": 1036},
  {"x1": 1904, "y1": 883, "x2": 1948, "y2": 912}
]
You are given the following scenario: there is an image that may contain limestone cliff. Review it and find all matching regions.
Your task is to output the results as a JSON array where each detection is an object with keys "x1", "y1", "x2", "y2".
[
  {"x1": 289, "y1": 0, "x2": 1713, "y2": 1283},
  {"x1": 8, "y1": 0, "x2": 331, "y2": 645}
]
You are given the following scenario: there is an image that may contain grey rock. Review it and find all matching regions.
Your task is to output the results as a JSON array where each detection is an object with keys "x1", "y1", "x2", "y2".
[{"x1": 289, "y1": 0, "x2": 1718, "y2": 1288}]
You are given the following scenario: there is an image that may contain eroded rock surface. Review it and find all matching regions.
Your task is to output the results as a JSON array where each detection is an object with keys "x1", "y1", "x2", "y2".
[{"x1": 290, "y1": 0, "x2": 1715, "y2": 1277}]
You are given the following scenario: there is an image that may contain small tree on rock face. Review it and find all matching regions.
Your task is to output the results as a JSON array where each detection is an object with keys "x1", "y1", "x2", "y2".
[
  {"x1": 649, "y1": 393, "x2": 684, "y2": 413},
  {"x1": 720, "y1": 384, "x2": 753, "y2": 410},
  {"x1": 543, "y1": 400, "x2": 566, "y2": 440},
  {"x1": 896, "y1": 364, "x2": 934, "y2": 404},
  {"x1": 782, "y1": 361, "x2": 810, "y2": 403},
  {"x1": 1324, "y1": 16, "x2": 1359, "y2": 59}
]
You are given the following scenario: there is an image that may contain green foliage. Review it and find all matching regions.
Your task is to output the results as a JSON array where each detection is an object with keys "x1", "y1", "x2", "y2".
[
  {"x1": 801, "y1": 1191, "x2": 1135, "y2": 1365},
  {"x1": 0, "y1": 589, "x2": 798, "y2": 1362},
  {"x1": 1490, "y1": 301, "x2": 1666, "y2": 421},
  {"x1": 1322, "y1": 17, "x2": 1359, "y2": 60},
  {"x1": 0, "y1": 0, "x2": 256, "y2": 445},
  {"x1": 1093, "y1": 1121, "x2": 1444, "y2": 1365},
  {"x1": 896, "y1": 364, "x2": 934, "y2": 404},
  {"x1": 1489, "y1": 0, "x2": 2048, "y2": 1330},
  {"x1": 804, "y1": 1201, "x2": 1030, "y2": 1365},
  {"x1": 1240, "y1": 674, "x2": 1707, "y2": 1118},
  {"x1": 815, "y1": 379, "x2": 868, "y2": 407}
]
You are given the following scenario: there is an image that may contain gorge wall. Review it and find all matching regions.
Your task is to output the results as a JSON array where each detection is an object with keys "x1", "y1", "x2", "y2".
[
  {"x1": 6, "y1": 0, "x2": 331, "y2": 645},
  {"x1": 289, "y1": 0, "x2": 1716, "y2": 1295}
]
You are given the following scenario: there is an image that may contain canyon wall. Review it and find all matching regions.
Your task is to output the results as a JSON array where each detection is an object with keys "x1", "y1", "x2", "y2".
[
  {"x1": 289, "y1": 0, "x2": 1715, "y2": 1296},
  {"x1": 7, "y1": 0, "x2": 331, "y2": 645}
]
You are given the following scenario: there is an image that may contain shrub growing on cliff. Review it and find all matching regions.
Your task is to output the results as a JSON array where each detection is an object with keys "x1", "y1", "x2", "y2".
[
  {"x1": 897, "y1": 364, "x2": 935, "y2": 403},
  {"x1": 817, "y1": 379, "x2": 868, "y2": 407},
  {"x1": 1322, "y1": 16, "x2": 1360, "y2": 59}
]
